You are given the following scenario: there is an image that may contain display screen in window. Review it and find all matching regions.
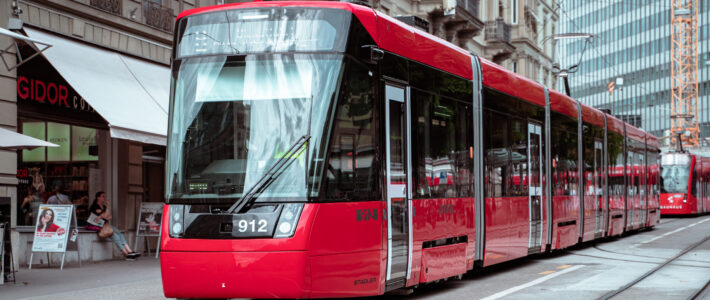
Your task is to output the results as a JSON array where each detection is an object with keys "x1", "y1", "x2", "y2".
[
  {"x1": 71, "y1": 126, "x2": 98, "y2": 161},
  {"x1": 47, "y1": 122, "x2": 70, "y2": 161},
  {"x1": 22, "y1": 122, "x2": 45, "y2": 162}
]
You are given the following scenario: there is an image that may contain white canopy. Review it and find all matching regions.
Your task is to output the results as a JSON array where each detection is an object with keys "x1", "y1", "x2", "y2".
[
  {"x1": 23, "y1": 28, "x2": 170, "y2": 145},
  {"x1": 0, "y1": 127, "x2": 58, "y2": 150}
]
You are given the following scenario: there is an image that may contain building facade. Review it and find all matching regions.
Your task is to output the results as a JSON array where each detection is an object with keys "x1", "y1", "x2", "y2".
[
  {"x1": 558, "y1": 0, "x2": 710, "y2": 150},
  {"x1": 371, "y1": 0, "x2": 559, "y2": 89},
  {"x1": 0, "y1": 0, "x2": 223, "y2": 268}
]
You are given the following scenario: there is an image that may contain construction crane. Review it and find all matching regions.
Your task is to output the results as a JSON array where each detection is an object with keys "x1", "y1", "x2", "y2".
[{"x1": 670, "y1": 0, "x2": 700, "y2": 148}]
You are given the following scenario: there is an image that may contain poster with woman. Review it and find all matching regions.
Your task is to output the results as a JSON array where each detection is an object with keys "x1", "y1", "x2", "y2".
[{"x1": 32, "y1": 205, "x2": 72, "y2": 252}]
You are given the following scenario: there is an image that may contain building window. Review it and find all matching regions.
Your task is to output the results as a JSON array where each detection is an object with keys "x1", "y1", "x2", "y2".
[
  {"x1": 511, "y1": 0, "x2": 518, "y2": 25},
  {"x1": 143, "y1": 0, "x2": 173, "y2": 32}
]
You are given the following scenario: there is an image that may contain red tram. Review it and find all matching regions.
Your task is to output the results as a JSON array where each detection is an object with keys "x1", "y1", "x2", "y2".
[
  {"x1": 160, "y1": 2, "x2": 661, "y2": 298},
  {"x1": 660, "y1": 152, "x2": 710, "y2": 215}
]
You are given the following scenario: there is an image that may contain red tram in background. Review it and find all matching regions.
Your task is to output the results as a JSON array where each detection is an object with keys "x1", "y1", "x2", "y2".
[
  {"x1": 160, "y1": 1, "x2": 660, "y2": 298},
  {"x1": 660, "y1": 152, "x2": 710, "y2": 215}
]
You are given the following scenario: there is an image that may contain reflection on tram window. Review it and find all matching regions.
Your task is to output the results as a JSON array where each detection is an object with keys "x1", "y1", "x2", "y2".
[
  {"x1": 412, "y1": 91, "x2": 473, "y2": 199},
  {"x1": 322, "y1": 59, "x2": 377, "y2": 201},
  {"x1": 551, "y1": 112, "x2": 578, "y2": 196}
]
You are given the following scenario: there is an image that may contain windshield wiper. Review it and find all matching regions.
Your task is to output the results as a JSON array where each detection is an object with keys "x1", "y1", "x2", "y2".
[{"x1": 228, "y1": 134, "x2": 311, "y2": 213}]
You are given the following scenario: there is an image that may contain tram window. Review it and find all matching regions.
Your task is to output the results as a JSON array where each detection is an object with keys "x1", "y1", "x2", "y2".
[
  {"x1": 321, "y1": 60, "x2": 378, "y2": 201},
  {"x1": 607, "y1": 131, "x2": 625, "y2": 197},
  {"x1": 509, "y1": 119, "x2": 528, "y2": 196},
  {"x1": 583, "y1": 136, "x2": 594, "y2": 196},
  {"x1": 410, "y1": 61, "x2": 473, "y2": 101},
  {"x1": 484, "y1": 110, "x2": 509, "y2": 198},
  {"x1": 411, "y1": 91, "x2": 473, "y2": 198},
  {"x1": 381, "y1": 52, "x2": 408, "y2": 82},
  {"x1": 692, "y1": 168, "x2": 698, "y2": 196},
  {"x1": 634, "y1": 152, "x2": 641, "y2": 197},
  {"x1": 551, "y1": 113, "x2": 578, "y2": 196}
]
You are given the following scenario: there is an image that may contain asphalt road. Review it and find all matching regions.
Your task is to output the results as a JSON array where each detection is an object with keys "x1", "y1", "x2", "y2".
[{"x1": 2, "y1": 215, "x2": 709, "y2": 300}]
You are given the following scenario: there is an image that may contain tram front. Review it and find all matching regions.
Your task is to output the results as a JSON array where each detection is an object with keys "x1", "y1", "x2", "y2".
[
  {"x1": 660, "y1": 153, "x2": 695, "y2": 214},
  {"x1": 161, "y1": 3, "x2": 382, "y2": 298}
]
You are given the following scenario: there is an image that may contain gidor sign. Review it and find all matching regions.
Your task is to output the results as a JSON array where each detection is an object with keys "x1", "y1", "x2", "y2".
[{"x1": 17, "y1": 54, "x2": 100, "y2": 120}]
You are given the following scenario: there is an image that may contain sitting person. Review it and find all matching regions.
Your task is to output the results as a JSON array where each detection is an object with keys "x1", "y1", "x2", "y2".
[{"x1": 86, "y1": 191, "x2": 140, "y2": 260}]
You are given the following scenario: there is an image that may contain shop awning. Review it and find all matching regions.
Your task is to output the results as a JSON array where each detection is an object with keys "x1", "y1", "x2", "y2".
[
  {"x1": 0, "y1": 26, "x2": 52, "y2": 71},
  {"x1": 0, "y1": 127, "x2": 58, "y2": 150},
  {"x1": 23, "y1": 27, "x2": 169, "y2": 146}
]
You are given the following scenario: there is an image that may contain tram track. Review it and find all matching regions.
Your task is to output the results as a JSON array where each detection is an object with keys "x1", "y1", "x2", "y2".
[
  {"x1": 589, "y1": 245, "x2": 710, "y2": 265},
  {"x1": 688, "y1": 278, "x2": 710, "y2": 300},
  {"x1": 569, "y1": 252, "x2": 710, "y2": 269},
  {"x1": 597, "y1": 234, "x2": 710, "y2": 300}
]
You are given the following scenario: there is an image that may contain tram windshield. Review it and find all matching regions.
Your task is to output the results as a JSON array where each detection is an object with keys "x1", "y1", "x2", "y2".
[
  {"x1": 660, "y1": 154, "x2": 691, "y2": 194},
  {"x1": 166, "y1": 54, "x2": 343, "y2": 203},
  {"x1": 165, "y1": 7, "x2": 357, "y2": 204}
]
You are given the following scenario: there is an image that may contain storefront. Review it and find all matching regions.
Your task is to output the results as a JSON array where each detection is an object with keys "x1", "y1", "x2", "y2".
[{"x1": 12, "y1": 26, "x2": 169, "y2": 266}]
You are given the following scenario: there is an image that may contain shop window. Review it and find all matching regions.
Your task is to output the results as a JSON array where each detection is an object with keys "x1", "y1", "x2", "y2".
[
  {"x1": 22, "y1": 122, "x2": 46, "y2": 162},
  {"x1": 17, "y1": 120, "x2": 101, "y2": 226},
  {"x1": 47, "y1": 122, "x2": 70, "y2": 161}
]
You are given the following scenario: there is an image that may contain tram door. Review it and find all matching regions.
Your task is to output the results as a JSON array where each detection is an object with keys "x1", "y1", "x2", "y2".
[
  {"x1": 639, "y1": 154, "x2": 647, "y2": 226},
  {"x1": 384, "y1": 84, "x2": 411, "y2": 288},
  {"x1": 594, "y1": 141, "x2": 604, "y2": 237},
  {"x1": 527, "y1": 123, "x2": 543, "y2": 253}
]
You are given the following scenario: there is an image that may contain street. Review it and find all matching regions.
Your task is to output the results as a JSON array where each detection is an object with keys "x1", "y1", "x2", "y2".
[{"x1": 2, "y1": 215, "x2": 709, "y2": 300}]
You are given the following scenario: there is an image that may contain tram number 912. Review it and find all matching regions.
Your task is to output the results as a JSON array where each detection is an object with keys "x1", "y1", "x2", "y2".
[
  {"x1": 229, "y1": 214, "x2": 278, "y2": 237},
  {"x1": 237, "y1": 219, "x2": 268, "y2": 233}
]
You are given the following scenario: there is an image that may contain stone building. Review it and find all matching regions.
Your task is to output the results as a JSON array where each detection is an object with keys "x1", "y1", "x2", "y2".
[
  {"x1": 372, "y1": 0, "x2": 559, "y2": 88},
  {"x1": 0, "y1": 0, "x2": 222, "y2": 268}
]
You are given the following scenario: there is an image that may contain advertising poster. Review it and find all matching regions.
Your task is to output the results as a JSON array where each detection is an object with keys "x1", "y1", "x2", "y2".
[
  {"x1": 137, "y1": 203, "x2": 163, "y2": 236},
  {"x1": 32, "y1": 205, "x2": 72, "y2": 253}
]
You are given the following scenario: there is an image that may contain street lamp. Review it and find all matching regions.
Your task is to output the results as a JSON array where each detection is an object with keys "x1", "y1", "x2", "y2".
[{"x1": 542, "y1": 33, "x2": 594, "y2": 97}]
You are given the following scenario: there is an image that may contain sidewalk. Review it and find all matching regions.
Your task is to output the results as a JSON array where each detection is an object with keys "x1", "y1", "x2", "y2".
[{"x1": 0, "y1": 256, "x2": 165, "y2": 300}]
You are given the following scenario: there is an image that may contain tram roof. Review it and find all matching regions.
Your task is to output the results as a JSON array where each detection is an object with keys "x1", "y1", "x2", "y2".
[
  {"x1": 176, "y1": 1, "x2": 654, "y2": 143},
  {"x1": 479, "y1": 58, "x2": 546, "y2": 107},
  {"x1": 176, "y1": 1, "x2": 473, "y2": 80},
  {"x1": 646, "y1": 133, "x2": 660, "y2": 150},
  {"x1": 606, "y1": 114, "x2": 625, "y2": 135},
  {"x1": 625, "y1": 123, "x2": 646, "y2": 143},
  {"x1": 580, "y1": 102, "x2": 604, "y2": 128},
  {"x1": 549, "y1": 89, "x2": 578, "y2": 120}
]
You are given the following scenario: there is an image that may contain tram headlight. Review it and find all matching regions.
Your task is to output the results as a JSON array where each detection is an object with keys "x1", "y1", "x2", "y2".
[
  {"x1": 274, "y1": 203, "x2": 303, "y2": 238},
  {"x1": 169, "y1": 204, "x2": 184, "y2": 238}
]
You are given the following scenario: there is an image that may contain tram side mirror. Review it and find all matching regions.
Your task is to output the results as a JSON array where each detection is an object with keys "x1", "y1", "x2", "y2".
[{"x1": 361, "y1": 45, "x2": 384, "y2": 64}]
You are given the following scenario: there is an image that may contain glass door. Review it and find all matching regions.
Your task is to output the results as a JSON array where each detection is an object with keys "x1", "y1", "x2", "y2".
[
  {"x1": 528, "y1": 122, "x2": 543, "y2": 253},
  {"x1": 594, "y1": 140, "x2": 604, "y2": 237},
  {"x1": 385, "y1": 84, "x2": 410, "y2": 287}
]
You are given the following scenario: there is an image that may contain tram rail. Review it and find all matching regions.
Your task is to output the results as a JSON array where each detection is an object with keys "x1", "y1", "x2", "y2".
[{"x1": 598, "y1": 234, "x2": 710, "y2": 300}]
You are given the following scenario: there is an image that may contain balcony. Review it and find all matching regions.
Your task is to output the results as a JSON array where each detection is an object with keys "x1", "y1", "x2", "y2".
[
  {"x1": 421, "y1": 0, "x2": 484, "y2": 47},
  {"x1": 484, "y1": 17, "x2": 515, "y2": 64},
  {"x1": 143, "y1": 1, "x2": 173, "y2": 32},
  {"x1": 458, "y1": 0, "x2": 480, "y2": 20},
  {"x1": 485, "y1": 18, "x2": 512, "y2": 43},
  {"x1": 89, "y1": 0, "x2": 121, "y2": 15}
]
